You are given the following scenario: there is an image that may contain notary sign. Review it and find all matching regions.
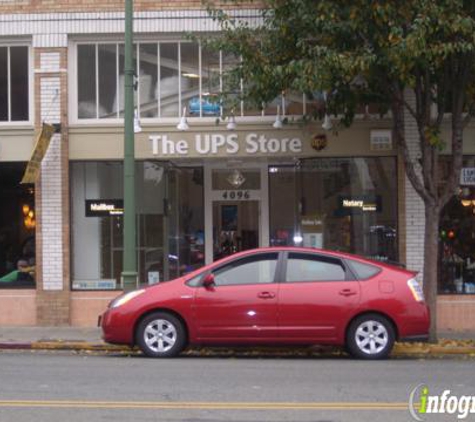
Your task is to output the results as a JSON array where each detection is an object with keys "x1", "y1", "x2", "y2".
[
  {"x1": 85, "y1": 200, "x2": 124, "y2": 217},
  {"x1": 337, "y1": 196, "x2": 382, "y2": 215},
  {"x1": 21, "y1": 123, "x2": 56, "y2": 184},
  {"x1": 460, "y1": 168, "x2": 475, "y2": 186}
]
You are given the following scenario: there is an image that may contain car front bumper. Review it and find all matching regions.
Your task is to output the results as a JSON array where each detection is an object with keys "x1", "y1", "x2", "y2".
[{"x1": 99, "y1": 308, "x2": 135, "y2": 346}]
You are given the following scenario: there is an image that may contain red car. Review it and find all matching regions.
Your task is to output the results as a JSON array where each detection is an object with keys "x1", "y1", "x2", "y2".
[{"x1": 100, "y1": 247, "x2": 429, "y2": 360}]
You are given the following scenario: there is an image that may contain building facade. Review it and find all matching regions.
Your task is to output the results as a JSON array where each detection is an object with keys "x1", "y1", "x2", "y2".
[{"x1": 0, "y1": 1, "x2": 473, "y2": 331}]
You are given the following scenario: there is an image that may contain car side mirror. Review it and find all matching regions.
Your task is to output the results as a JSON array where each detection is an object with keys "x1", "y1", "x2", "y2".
[{"x1": 202, "y1": 273, "x2": 215, "y2": 288}]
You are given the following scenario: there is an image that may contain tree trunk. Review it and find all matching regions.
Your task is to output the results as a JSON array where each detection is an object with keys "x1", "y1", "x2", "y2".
[{"x1": 423, "y1": 204, "x2": 440, "y2": 343}]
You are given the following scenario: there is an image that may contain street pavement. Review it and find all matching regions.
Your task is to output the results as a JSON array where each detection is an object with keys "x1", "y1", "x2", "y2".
[
  {"x1": 0, "y1": 326, "x2": 103, "y2": 344},
  {"x1": 0, "y1": 350, "x2": 474, "y2": 422},
  {"x1": 0, "y1": 325, "x2": 473, "y2": 344},
  {"x1": 0, "y1": 326, "x2": 474, "y2": 358}
]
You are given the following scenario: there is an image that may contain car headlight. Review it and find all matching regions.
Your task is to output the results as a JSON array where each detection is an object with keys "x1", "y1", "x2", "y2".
[
  {"x1": 407, "y1": 278, "x2": 425, "y2": 302},
  {"x1": 109, "y1": 289, "x2": 145, "y2": 309}
]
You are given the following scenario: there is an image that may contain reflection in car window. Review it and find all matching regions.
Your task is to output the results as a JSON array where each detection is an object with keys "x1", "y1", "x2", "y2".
[
  {"x1": 347, "y1": 260, "x2": 380, "y2": 280},
  {"x1": 213, "y1": 253, "x2": 278, "y2": 286},
  {"x1": 286, "y1": 253, "x2": 346, "y2": 282}
]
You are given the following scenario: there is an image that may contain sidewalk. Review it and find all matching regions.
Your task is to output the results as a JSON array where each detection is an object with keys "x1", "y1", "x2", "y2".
[{"x1": 0, "y1": 326, "x2": 474, "y2": 357}]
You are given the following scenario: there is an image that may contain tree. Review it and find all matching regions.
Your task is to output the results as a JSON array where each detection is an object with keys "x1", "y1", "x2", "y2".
[{"x1": 206, "y1": 0, "x2": 475, "y2": 341}]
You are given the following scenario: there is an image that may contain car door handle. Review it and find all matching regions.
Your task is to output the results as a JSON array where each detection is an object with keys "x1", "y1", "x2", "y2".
[
  {"x1": 258, "y1": 292, "x2": 276, "y2": 299},
  {"x1": 339, "y1": 289, "x2": 357, "y2": 297}
]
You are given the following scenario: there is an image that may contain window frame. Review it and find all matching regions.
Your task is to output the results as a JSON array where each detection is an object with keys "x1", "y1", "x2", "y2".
[
  {"x1": 281, "y1": 251, "x2": 357, "y2": 283},
  {"x1": 0, "y1": 40, "x2": 33, "y2": 126},
  {"x1": 69, "y1": 38, "x2": 308, "y2": 125}
]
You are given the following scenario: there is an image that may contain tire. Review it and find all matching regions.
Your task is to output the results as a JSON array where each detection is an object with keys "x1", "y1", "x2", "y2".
[
  {"x1": 136, "y1": 312, "x2": 186, "y2": 358},
  {"x1": 346, "y1": 314, "x2": 395, "y2": 360}
]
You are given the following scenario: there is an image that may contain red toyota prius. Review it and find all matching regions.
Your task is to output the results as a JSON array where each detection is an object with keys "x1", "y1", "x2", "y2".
[{"x1": 100, "y1": 247, "x2": 429, "y2": 360}]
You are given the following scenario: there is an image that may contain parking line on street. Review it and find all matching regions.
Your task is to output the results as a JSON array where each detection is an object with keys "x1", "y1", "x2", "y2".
[{"x1": 0, "y1": 400, "x2": 410, "y2": 410}]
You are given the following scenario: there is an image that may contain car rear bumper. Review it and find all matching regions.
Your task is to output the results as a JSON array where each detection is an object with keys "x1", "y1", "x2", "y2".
[{"x1": 398, "y1": 303, "x2": 430, "y2": 340}]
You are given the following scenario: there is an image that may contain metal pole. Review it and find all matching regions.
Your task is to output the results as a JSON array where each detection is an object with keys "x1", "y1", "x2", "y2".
[{"x1": 122, "y1": 0, "x2": 137, "y2": 292}]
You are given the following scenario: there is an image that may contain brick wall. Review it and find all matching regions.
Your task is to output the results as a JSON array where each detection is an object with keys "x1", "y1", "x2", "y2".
[
  {"x1": 35, "y1": 47, "x2": 70, "y2": 325},
  {"x1": 403, "y1": 91, "x2": 425, "y2": 282}
]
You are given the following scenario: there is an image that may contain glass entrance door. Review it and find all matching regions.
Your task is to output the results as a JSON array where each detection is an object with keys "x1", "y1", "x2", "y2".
[
  {"x1": 204, "y1": 164, "x2": 269, "y2": 264},
  {"x1": 212, "y1": 201, "x2": 260, "y2": 260}
]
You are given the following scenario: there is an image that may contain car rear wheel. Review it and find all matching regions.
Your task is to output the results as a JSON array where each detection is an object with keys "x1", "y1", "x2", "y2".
[
  {"x1": 346, "y1": 314, "x2": 395, "y2": 360},
  {"x1": 136, "y1": 312, "x2": 186, "y2": 358}
]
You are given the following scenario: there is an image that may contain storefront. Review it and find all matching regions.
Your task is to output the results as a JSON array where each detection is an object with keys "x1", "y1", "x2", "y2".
[
  {"x1": 69, "y1": 124, "x2": 399, "y2": 295},
  {"x1": 0, "y1": 4, "x2": 474, "y2": 332}
]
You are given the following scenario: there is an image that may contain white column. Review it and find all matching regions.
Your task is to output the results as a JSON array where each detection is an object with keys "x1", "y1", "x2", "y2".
[{"x1": 404, "y1": 90, "x2": 425, "y2": 282}]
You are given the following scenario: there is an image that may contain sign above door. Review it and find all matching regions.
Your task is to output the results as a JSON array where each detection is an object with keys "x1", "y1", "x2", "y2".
[{"x1": 149, "y1": 133, "x2": 303, "y2": 158}]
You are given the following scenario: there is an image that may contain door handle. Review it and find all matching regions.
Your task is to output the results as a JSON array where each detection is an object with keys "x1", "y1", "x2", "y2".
[
  {"x1": 258, "y1": 291, "x2": 275, "y2": 299},
  {"x1": 339, "y1": 289, "x2": 357, "y2": 297}
]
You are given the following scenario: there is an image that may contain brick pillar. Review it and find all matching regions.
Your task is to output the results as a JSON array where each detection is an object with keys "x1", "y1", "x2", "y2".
[
  {"x1": 403, "y1": 90, "x2": 425, "y2": 283},
  {"x1": 35, "y1": 47, "x2": 70, "y2": 325}
]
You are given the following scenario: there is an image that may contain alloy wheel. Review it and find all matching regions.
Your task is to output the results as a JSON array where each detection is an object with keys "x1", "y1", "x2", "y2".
[
  {"x1": 143, "y1": 319, "x2": 178, "y2": 353},
  {"x1": 354, "y1": 320, "x2": 389, "y2": 355}
]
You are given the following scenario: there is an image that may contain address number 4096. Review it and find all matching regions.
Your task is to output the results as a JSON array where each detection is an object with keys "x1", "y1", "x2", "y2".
[{"x1": 222, "y1": 191, "x2": 251, "y2": 200}]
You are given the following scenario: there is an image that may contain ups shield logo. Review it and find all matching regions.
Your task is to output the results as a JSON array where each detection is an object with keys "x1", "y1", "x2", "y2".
[{"x1": 311, "y1": 134, "x2": 327, "y2": 151}]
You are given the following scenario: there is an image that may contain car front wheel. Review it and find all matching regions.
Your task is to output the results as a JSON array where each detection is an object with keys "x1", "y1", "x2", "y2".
[
  {"x1": 346, "y1": 314, "x2": 395, "y2": 360},
  {"x1": 136, "y1": 312, "x2": 186, "y2": 358}
]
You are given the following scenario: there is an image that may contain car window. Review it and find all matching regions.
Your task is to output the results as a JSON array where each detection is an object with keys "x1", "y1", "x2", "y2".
[
  {"x1": 212, "y1": 253, "x2": 278, "y2": 286},
  {"x1": 286, "y1": 252, "x2": 346, "y2": 282},
  {"x1": 186, "y1": 273, "x2": 204, "y2": 287},
  {"x1": 346, "y1": 260, "x2": 380, "y2": 279}
]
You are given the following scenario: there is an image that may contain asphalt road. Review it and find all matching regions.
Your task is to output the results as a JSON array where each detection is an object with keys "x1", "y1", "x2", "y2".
[{"x1": 0, "y1": 350, "x2": 473, "y2": 422}]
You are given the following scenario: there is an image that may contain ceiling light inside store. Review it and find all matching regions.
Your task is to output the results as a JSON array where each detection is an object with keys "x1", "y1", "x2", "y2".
[
  {"x1": 227, "y1": 169, "x2": 246, "y2": 188},
  {"x1": 182, "y1": 73, "x2": 200, "y2": 78}
]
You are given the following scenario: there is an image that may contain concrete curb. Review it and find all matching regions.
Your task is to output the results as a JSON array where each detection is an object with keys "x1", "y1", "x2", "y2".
[{"x1": 0, "y1": 341, "x2": 473, "y2": 357}]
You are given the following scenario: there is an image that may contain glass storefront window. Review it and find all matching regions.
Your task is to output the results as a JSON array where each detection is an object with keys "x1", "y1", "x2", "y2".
[
  {"x1": 439, "y1": 156, "x2": 475, "y2": 294},
  {"x1": 166, "y1": 167, "x2": 205, "y2": 280},
  {"x1": 75, "y1": 41, "x2": 308, "y2": 120},
  {"x1": 71, "y1": 162, "x2": 204, "y2": 290},
  {"x1": 77, "y1": 45, "x2": 97, "y2": 119},
  {"x1": 98, "y1": 44, "x2": 118, "y2": 119},
  {"x1": 159, "y1": 43, "x2": 180, "y2": 117},
  {"x1": 201, "y1": 47, "x2": 221, "y2": 116},
  {"x1": 269, "y1": 157, "x2": 398, "y2": 263},
  {"x1": 139, "y1": 43, "x2": 158, "y2": 118},
  {"x1": 0, "y1": 163, "x2": 36, "y2": 288},
  {"x1": 0, "y1": 46, "x2": 29, "y2": 122}
]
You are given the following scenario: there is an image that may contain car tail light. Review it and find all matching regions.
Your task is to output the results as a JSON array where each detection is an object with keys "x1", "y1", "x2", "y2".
[{"x1": 407, "y1": 278, "x2": 425, "y2": 302}]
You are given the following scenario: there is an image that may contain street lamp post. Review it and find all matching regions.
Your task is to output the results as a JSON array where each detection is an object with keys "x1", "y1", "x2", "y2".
[{"x1": 122, "y1": 0, "x2": 137, "y2": 292}]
